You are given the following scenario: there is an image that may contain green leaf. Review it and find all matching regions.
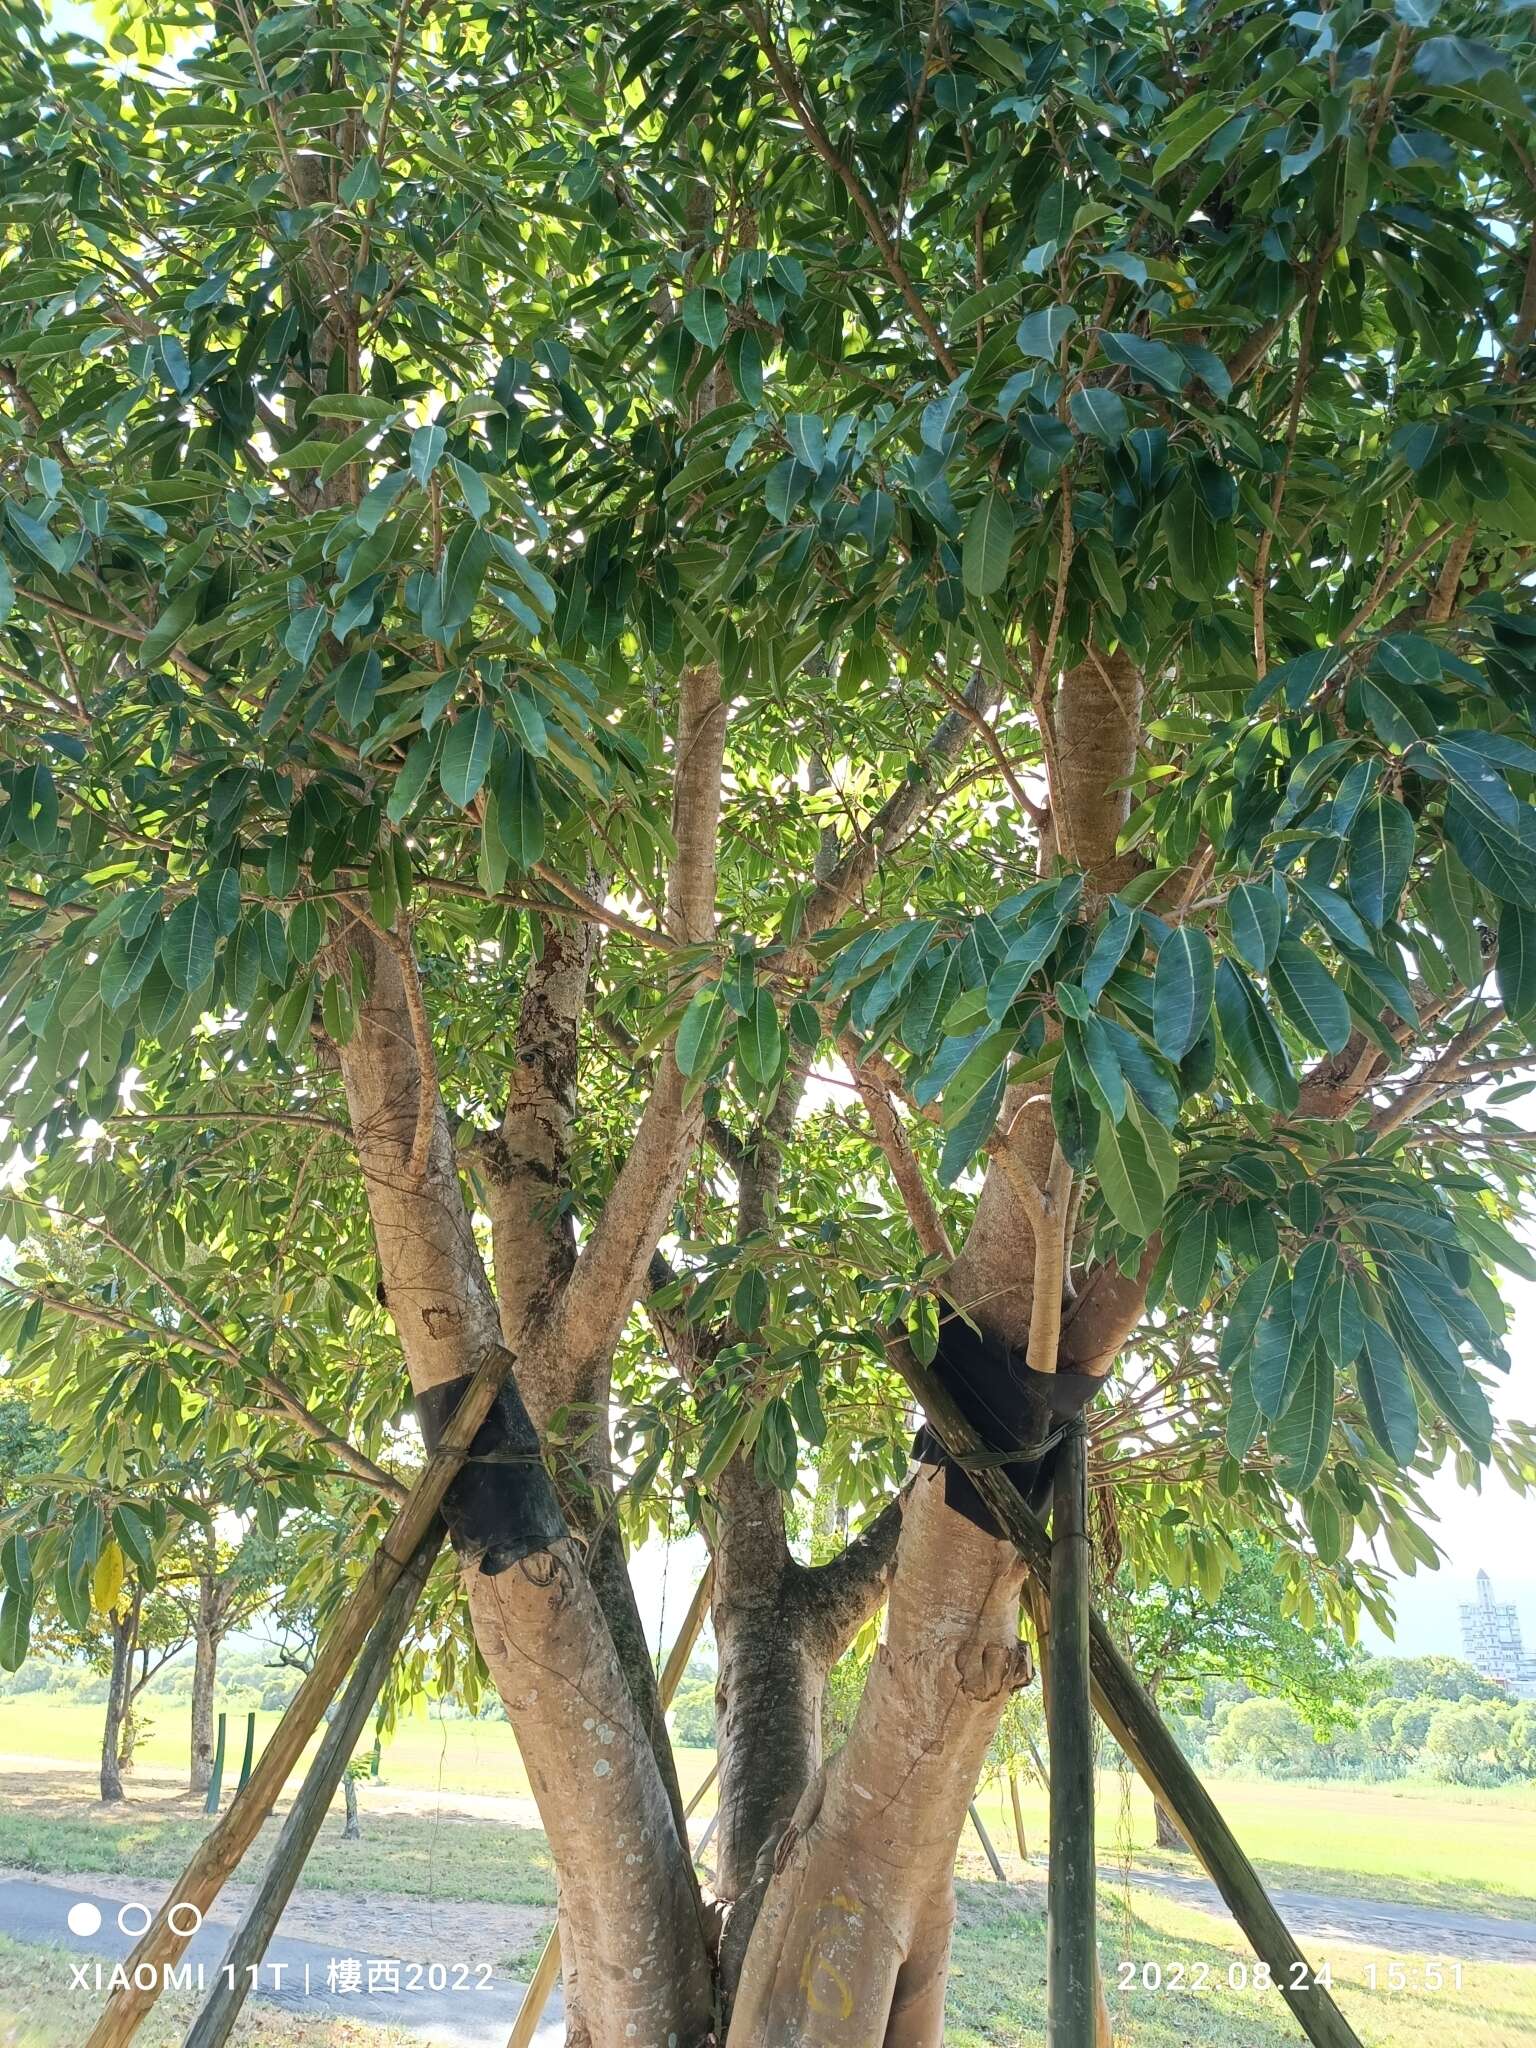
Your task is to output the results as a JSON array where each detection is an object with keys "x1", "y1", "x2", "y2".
[
  {"x1": 439, "y1": 704, "x2": 495, "y2": 807},
  {"x1": 733, "y1": 1267, "x2": 768, "y2": 1334},
  {"x1": 1226, "y1": 1362, "x2": 1262, "y2": 1459},
  {"x1": 676, "y1": 986, "x2": 727, "y2": 1078},
  {"x1": 1270, "y1": 1347, "x2": 1334, "y2": 1492},
  {"x1": 1, "y1": 1532, "x2": 33, "y2": 1603},
  {"x1": 1290, "y1": 1239, "x2": 1339, "y2": 1327},
  {"x1": 451, "y1": 457, "x2": 491, "y2": 522},
  {"x1": 1316, "y1": 1272, "x2": 1366, "y2": 1370},
  {"x1": 339, "y1": 154, "x2": 382, "y2": 204},
  {"x1": 334, "y1": 649, "x2": 382, "y2": 731},
  {"x1": 939, "y1": 1067, "x2": 1005, "y2": 1185},
  {"x1": 1170, "y1": 1205, "x2": 1219, "y2": 1309},
  {"x1": 1153, "y1": 101, "x2": 1238, "y2": 182},
  {"x1": 9, "y1": 763, "x2": 58, "y2": 851},
  {"x1": 736, "y1": 988, "x2": 783, "y2": 1085},
  {"x1": 1081, "y1": 909, "x2": 1137, "y2": 1003},
  {"x1": 1497, "y1": 902, "x2": 1536, "y2": 1020},
  {"x1": 162, "y1": 893, "x2": 216, "y2": 990},
  {"x1": 962, "y1": 490, "x2": 1015, "y2": 598},
  {"x1": 1346, "y1": 796, "x2": 1415, "y2": 927},
  {"x1": 410, "y1": 421, "x2": 447, "y2": 485},
  {"x1": 1069, "y1": 386, "x2": 1129, "y2": 445},
  {"x1": 682, "y1": 287, "x2": 728, "y2": 350},
  {"x1": 1228, "y1": 882, "x2": 1283, "y2": 970},
  {"x1": 0, "y1": 1588, "x2": 31, "y2": 1673},
  {"x1": 1251, "y1": 1292, "x2": 1303, "y2": 1417},
  {"x1": 1220, "y1": 1257, "x2": 1284, "y2": 1369},
  {"x1": 1214, "y1": 959, "x2": 1297, "y2": 1111},
  {"x1": 490, "y1": 744, "x2": 544, "y2": 870},
  {"x1": 1152, "y1": 924, "x2": 1214, "y2": 1061},
  {"x1": 1356, "y1": 1320, "x2": 1419, "y2": 1463},
  {"x1": 1268, "y1": 941, "x2": 1350, "y2": 1055},
  {"x1": 1094, "y1": 1112, "x2": 1167, "y2": 1238},
  {"x1": 1099, "y1": 332, "x2": 1187, "y2": 395},
  {"x1": 111, "y1": 1504, "x2": 156, "y2": 1584},
  {"x1": 141, "y1": 589, "x2": 199, "y2": 668},
  {"x1": 1016, "y1": 305, "x2": 1076, "y2": 360}
]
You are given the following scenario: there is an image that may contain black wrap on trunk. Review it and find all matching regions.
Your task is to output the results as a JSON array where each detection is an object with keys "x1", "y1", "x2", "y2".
[
  {"x1": 913, "y1": 1307, "x2": 1100, "y2": 1536},
  {"x1": 414, "y1": 1374, "x2": 565, "y2": 1575}
]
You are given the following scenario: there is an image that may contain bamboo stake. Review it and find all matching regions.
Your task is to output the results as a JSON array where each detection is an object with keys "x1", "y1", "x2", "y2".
[
  {"x1": 894, "y1": 1344, "x2": 1364, "y2": 2048},
  {"x1": 505, "y1": 1564, "x2": 716, "y2": 2048},
  {"x1": 1009, "y1": 1772, "x2": 1028, "y2": 1862},
  {"x1": 86, "y1": 1344, "x2": 519, "y2": 2048},
  {"x1": 1048, "y1": 1426, "x2": 1095, "y2": 2048},
  {"x1": 182, "y1": 1523, "x2": 445, "y2": 2048},
  {"x1": 969, "y1": 1801, "x2": 1008, "y2": 1884}
]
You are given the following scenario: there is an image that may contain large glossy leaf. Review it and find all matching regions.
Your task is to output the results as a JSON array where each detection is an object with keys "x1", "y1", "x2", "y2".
[
  {"x1": 1152, "y1": 924, "x2": 1214, "y2": 1062},
  {"x1": 1214, "y1": 959, "x2": 1297, "y2": 1111}
]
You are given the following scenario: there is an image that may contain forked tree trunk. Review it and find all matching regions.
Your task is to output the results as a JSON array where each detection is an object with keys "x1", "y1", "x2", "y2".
[
  {"x1": 336, "y1": 925, "x2": 714, "y2": 2047},
  {"x1": 726, "y1": 1472, "x2": 1032, "y2": 2044}
]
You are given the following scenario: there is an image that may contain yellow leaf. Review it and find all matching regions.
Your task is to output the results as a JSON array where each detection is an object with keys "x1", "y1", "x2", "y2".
[{"x1": 92, "y1": 1540, "x2": 125, "y2": 1616}]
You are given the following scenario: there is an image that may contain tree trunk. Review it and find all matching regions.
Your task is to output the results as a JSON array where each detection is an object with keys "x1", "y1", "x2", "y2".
[
  {"x1": 190, "y1": 1614, "x2": 218, "y2": 1798},
  {"x1": 336, "y1": 924, "x2": 714, "y2": 2048},
  {"x1": 342, "y1": 1775, "x2": 360, "y2": 1840},
  {"x1": 1154, "y1": 1800, "x2": 1185, "y2": 1850},
  {"x1": 726, "y1": 1470, "x2": 1031, "y2": 2044},
  {"x1": 100, "y1": 1597, "x2": 140, "y2": 1805}
]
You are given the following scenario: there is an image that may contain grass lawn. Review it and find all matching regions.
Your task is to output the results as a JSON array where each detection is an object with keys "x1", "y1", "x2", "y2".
[
  {"x1": 0, "y1": 1756, "x2": 1533, "y2": 2047},
  {"x1": 7, "y1": 1698, "x2": 1534, "y2": 1919},
  {"x1": 947, "y1": 1886, "x2": 1536, "y2": 2048},
  {"x1": 0, "y1": 1933, "x2": 415, "y2": 2048}
]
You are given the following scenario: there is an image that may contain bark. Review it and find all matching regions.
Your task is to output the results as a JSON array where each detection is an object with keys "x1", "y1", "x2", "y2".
[
  {"x1": 190, "y1": 1622, "x2": 217, "y2": 1799},
  {"x1": 1154, "y1": 1800, "x2": 1183, "y2": 1851},
  {"x1": 100, "y1": 1595, "x2": 141, "y2": 1805},
  {"x1": 190, "y1": 1563, "x2": 233, "y2": 1798},
  {"x1": 336, "y1": 923, "x2": 712, "y2": 2048},
  {"x1": 725, "y1": 1470, "x2": 1031, "y2": 2044},
  {"x1": 342, "y1": 1775, "x2": 360, "y2": 1840}
]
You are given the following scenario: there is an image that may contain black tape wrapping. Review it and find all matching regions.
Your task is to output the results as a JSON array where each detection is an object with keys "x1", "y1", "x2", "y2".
[
  {"x1": 913, "y1": 1306, "x2": 1100, "y2": 1536},
  {"x1": 414, "y1": 1374, "x2": 566, "y2": 1576}
]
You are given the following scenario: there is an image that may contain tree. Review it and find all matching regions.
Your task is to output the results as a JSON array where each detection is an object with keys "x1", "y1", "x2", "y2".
[
  {"x1": 2, "y1": 0, "x2": 1536, "y2": 2039},
  {"x1": 1423, "y1": 1699, "x2": 1506, "y2": 1783},
  {"x1": 1115, "y1": 1535, "x2": 1358, "y2": 1841}
]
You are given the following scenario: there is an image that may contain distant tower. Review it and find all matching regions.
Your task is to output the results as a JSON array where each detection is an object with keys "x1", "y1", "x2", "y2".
[{"x1": 1459, "y1": 1570, "x2": 1530, "y2": 1687}]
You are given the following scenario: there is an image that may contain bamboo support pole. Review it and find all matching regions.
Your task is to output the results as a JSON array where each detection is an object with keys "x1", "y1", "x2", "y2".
[
  {"x1": 1009, "y1": 1772, "x2": 1028, "y2": 1861},
  {"x1": 182, "y1": 1523, "x2": 445, "y2": 2048},
  {"x1": 895, "y1": 1345, "x2": 1364, "y2": 2048},
  {"x1": 505, "y1": 1564, "x2": 716, "y2": 2048},
  {"x1": 969, "y1": 1800, "x2": 1008, "y2": 1884},
  {"x1": 1048, "y1": 1425, "x2": 1095, "y2": 2048},
  {"x1": 86, "y1": 1344, "x2": 517, "y2": 2048}
]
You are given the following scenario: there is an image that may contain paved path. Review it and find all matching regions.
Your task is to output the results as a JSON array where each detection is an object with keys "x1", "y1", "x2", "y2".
[
  {"x1": 0, "y1": 1875, "x2": 562, "y2": 2046},
  {"x1": 1094, "y1": 1862, "x2": 1536, "y2": 1963}
]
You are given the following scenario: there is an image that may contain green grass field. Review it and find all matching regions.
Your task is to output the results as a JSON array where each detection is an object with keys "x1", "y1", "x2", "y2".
[
  {"x1": 5, "y1": 1697, "x2": 1533, "y2": 1918},
  {"x1": 3, "y1": 1700, "x2": 1535, "y2": 2046}
]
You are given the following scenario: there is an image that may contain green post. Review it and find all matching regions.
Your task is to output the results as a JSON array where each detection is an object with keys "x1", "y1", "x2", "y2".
[
  {"x1": 1047, "y1": 1424, "x2": 1095, "y2": 2048},
  {"x1": 369, "y1": 1733, "x2": 381, "y2": 1779},
  {"x1": 204, "y1": 1713, "x2": 227, "y2": 1817},
  {"x1": 236, "y1": 1712, "x2": 256, "y2": 1793}
]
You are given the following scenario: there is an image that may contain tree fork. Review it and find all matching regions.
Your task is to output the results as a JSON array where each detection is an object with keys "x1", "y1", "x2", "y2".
[{"x1": 894, "y1": 1342, "x2": 1364, "y2": 2048}]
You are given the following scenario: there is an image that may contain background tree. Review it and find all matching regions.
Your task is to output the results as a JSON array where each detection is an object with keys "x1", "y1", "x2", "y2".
[{"x1": 2, "y1": 0, "x2": 1536, "y2": 2040}]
